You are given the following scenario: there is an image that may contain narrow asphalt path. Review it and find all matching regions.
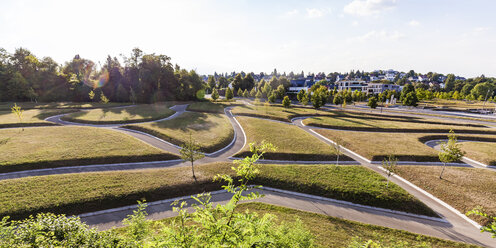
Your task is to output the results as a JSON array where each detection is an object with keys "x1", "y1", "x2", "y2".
[
  {"x1": 291, "y1": 117, "x2": 495, "y2": 246},
  {"x1": 79, "y1": 188, "x2": 494, "y2": 247}
]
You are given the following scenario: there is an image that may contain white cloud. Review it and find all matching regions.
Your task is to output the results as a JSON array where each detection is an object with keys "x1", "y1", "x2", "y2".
[
  {"x1": 352, "y1": 21, "x2": 359, "y2": 26},
  {"x1": 408, "y1": 20, "x2": 420, "y2": 27},
  {"x1": 343, "y1": 0, "x2": 397, "y2": 17},
  {"x1": 474, "y1": 26, "x2": 490, "y2": 32},
  {"x1": 282, "y1": 9, "x2": 299, "y2": 18},
  {"x1": 305, "y1": 8, "x2": 330, "y2": 18},
  {"x1": 351, "y1": 30, "x2": 405, "y2": 42}
]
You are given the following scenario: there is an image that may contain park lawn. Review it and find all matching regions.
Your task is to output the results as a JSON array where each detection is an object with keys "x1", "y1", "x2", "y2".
[
  {"x1": 303, "y1": 114, "x2": 491, "y2": 134},
  {"x1": 0, "y1": 109, "x2": 77, "y2": 127},
  {"x1": 61, "y1": 103, "x2": 175, "y2": 124},
  {"x1": 459, "y1": 142, "x2": 496, "y2": 166},
  {"x1": 395, "y1": 166, "x2": 496, "y2": 226},
  {"x1": 124, "y1": 111, "x2": 234, "y2": 153},
  {"x1": 421, "y1": 99, "x2": 492, "y2": 110},
  {"x1": 0, "y1": 126, "x2": 178, "y2": 173},
  {"x1": 0, "y1": 102, "x2": 128, "y2": 111},
  {"x1": 187, "y1": 100, "x2": 240, "y2": 113},
  {"x1": 234, "y1": 116, "x2": 345, "y2": 161},
  {"x1": 315, "y1": 129, "x2": 441, "y2": 162},
  {"x1": 0, "y1": 163, "x2": 435, "y2": 220},
  {"x1": 231, "y1": 104, "x2": 330, "y2": 122}
]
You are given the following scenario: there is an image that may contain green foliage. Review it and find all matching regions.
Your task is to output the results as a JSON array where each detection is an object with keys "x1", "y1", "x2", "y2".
[
  {"x1": 438, "y1": 130, "x2": 465, "y2": 179},
  {"x1": 282, "y1": 96, "x2": 291, "y2": 108},
  {"x1": 250, "y1": 88, "x2": 256, "y2": 97},
  {"x1": 237, "y1": 88, "x2": 243, "y2": 97},
  {"x1": 225, "y1": 87, "x2": 233, "y2": 100},
  {"x1": 333, "y1": 93, "x2": 343, "y2": 106},
  {"x1": 382, "y1": 155, "x2": 398, "y2": 188},
  {"x1": 155, "y1": 142, "x2": 315, "y2": 247},
  {"x1": 268, "y1": 92, "x2": 276, "y2": 103},
  {"x1": 311, "y1": 86, "x2": 327, "y2": 109},
  {"x1": 100, "y1": 92, "x2": 109, "y2": 103},
  {"x1": 0, "y1": 214, "x2": 124, "y2": 247},
  {"x1": 11, "y1": 103, "x2": 23, "y2": 129},
  {"x1": 88, "y1": 90, "x2": 95, "y2": 100},
  {"x1": 368, "y1": 96, "x2": 378, "y2": 109},
  {"x1": 255, "y1": 90, "x2": 262, "y2": 99},
  {"x1": 467, "y1": 206, "x2": 496, "y2": 238},
  {"x1": 402, "y1": 92, "x2": 418, "y2": 107},
  {"x1": 207, "y1": 75, "x2": 216, "y2": 90},
  {"x1": 129, "y1": 87, "x2": 138, "y2": 104},
  {"x1": 196, "y1": 89, "x2": 206, "y2": 100},
  {"x1": 211, "y1": 88, "x2": 219, "y2": 101},
  {"x1": 180, "y1": 134, "x2": 205, "y2": 181},
  {"x1": 243, "y1": 89, "x2": 249, "y2": 97},
  {"x1": 123, "y1": 201, "x2": 151, "y2": 244}
]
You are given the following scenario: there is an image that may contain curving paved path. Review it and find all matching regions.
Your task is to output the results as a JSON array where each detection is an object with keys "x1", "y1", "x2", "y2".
[{"x1": 2, "y1": 102, "x2": 495, "y2": 246}]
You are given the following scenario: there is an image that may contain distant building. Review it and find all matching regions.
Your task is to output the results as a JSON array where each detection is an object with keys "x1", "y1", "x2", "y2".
[
  {"x1": 367, "y1": 83, "x2": 402, "y2": 95},
  {"x1": 337, "y1": 79, "x2": 368, "y2": 92}
]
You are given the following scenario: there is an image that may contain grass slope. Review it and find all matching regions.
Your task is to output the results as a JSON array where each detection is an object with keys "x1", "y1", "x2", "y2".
[
  {"x1": 61, "y1": 103, "x2": 175, "y2": 124},
  {"x1": 396, "y1": 166, "x2": 496, "y2": 225},
  {"x1": 303, "y1": 113, "x2": 491, "y2": 134},
  {"x1": 124, "y1": 111, "x2": 234, "y2": 153},
  {"x1": 0, "y1": 102, "x2": 129, "y2": 111},
  {"x1": 186, "y1": 100, "x2": 240, "y2": 113},
  {"x1": 235, "y1": 116, "x2": 347, "y2": 161},
  {"x1": 0, "y1": 163, "x2": 434, "y2": 220},
  {"x1": 0, "y1": 126, "x2": 178, "y2": 173},
  {"x1": 0, "y1": 109, "x2": 76, "y2": 127},
  {"x1": 231, "y1": 104, "x2": 330, "y2": 122},
  {"x1": 459, "y1": 142, "x2": 496, "y2": 166}
]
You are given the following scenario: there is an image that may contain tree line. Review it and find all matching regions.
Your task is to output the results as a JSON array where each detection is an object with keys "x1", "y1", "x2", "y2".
[{"x1": 0, "y1": 48, "x2": 204, "y2": 103}]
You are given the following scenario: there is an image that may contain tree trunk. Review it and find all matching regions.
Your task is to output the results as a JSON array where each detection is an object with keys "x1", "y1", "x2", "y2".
[
  {"x1": 336, "y1": 154, "x2": 339, "y2": 166},
  {"x1": 191, "y1": 161, "x2": 197, "y2": 182},
  {"x1": 439, "y1": 163, "x2": 446, "y2": 179}
]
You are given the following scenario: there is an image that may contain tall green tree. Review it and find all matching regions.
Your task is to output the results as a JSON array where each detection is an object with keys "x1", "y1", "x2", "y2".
[
  {"x1": 211, "y1": 88, "x2": 219, "y2": 101},
  {"x1": 225, "y1": 87, "x2": 233, "y2": 100}
]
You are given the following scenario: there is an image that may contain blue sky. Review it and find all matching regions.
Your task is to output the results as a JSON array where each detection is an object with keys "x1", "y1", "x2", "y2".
[{"x1": 1, "y1": 0, "x2": 495, "y2": 77}]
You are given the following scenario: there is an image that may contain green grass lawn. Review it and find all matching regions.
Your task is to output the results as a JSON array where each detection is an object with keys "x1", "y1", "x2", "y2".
[
  {"x1": 61, "y1": 103, "x2": 175, "y2": 124},
  {"x1": 303, "y1": 112, "x2": 492, "y2": 134},
  {"x1": 235, "y1": 116, "x2": 346, "y2": 161},
  {"x1": 421, "y1": 99, "x2": 492, "y2": 110},
  {"x1": 396, "y1": 166, "x2": 496, "y2": 226},
  {"x1": 0, "y1": 109, "x2": 76, "y2": 127},
  {"x1": 0, "y1": 102, "x2": 129, "y2": 111},
  {"x1": 124, "y1": 111, "x2": 234, "y2": 153},
  {"x1": 231, "y1": 104, "x2": 331, "y2": 122},
  {"x1": 0, "y1": 126, "x2": 178, "y2": 173},
  {"x1": 314, "y1": 130, "x2": 496, "y2": 162},
  {"x1": 186, "y1": 100, "x2": 240, "y2": 113},
  {"x1": 459, "y1": 142, "x2": 496, "y2": 166},
  {"x1": 0, "y1": 162, "x2": 434, "y2": 220}
]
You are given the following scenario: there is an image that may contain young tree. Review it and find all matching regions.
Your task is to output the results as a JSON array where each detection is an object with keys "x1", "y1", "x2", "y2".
[
  {"x1": 88, "y1": 90, "x2": 95, "y2": 101},
  {"x1": 331, "y1": 137, "x2": 344, "y2": 166},
  {"x1": 301, "y1": 95, "x2": 309, "y2": 106},
  {"x1": 11, "y1": 103, "x2": 24, "y2": 131},
  {"x1": 282, "y1": 96, "x2": 291, "y2": 108},
  {"x1": 100, "y1": 93, "x2": 109, "y2": 103},
  {"x1": 402, "y1": 91, "x2": 418, "y2": 107},
  {"x1": 268, "y1": 92, "x2": 276, "y2": 103},
  {"x1": 237, "y1": 88, "x2": 243, "y2": 97},
  {"x1": 297, "y1": 89, "x2": 306, "y2": 102},
  {"x1": 243, "y1": 89, "x2": 249, "y2": 97},
  {"x1": 367, "y1": 96, "x2": 378, "y2": 109},
  {"x1": 382, "y1": 155, "x2": 398, "y2": 188},
  {"x1": 255, "y1": 90, "x2": 262, "y2": 99},
  {"x1": 225, "y1": 87, "x2": 233, "y2": 100},
  {"x1": 129, "y1": 87, "x2": 138, "y2": 104},
  {"x1": 211, "y1": 88, "x2": 219, "y2": 101},
  {"x1": 180, "y1": 134, "x2": 205, "y2": 182},
  {"x1": 438, "y1": 130, "x2": 465, "y2": 179},
  {"x1": 311, "y1": 87, "x2": 327, "y2": 109},
  {"x1": 249, "y1": 88, "x2": 256, "y2": 97}
]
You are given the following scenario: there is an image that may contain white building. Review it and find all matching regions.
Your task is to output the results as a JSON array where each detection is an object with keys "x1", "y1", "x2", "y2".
[
  {"x1": 367, "y1": 83, "x2": 402, "y2": 95},
  {"x1": 337, "y1": 80, "x2": 368, "y2": 92}
]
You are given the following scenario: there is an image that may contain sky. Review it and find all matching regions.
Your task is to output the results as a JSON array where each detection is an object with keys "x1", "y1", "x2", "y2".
[{"x1": 1, "y1": 0, "x2": 495, "y2": 78}]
